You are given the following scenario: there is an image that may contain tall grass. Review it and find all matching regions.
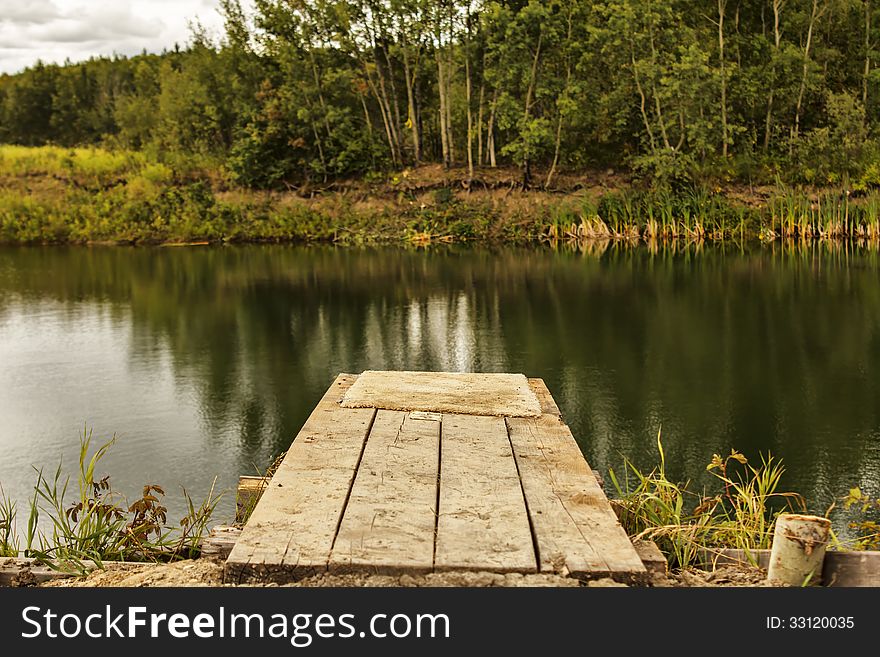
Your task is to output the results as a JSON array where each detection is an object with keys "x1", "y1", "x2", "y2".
[
  {"x1": 0, "y1": 145, "x2": 149, "y2": 185},
  {"x1": 768, "y1": 187, "x2": 880, "y2": 240},
  {"x1": 547, "y1": 186, "x2": 880, "y2": 246},
  {"x1": 610, "y1": 430, "x2": 805, "y2": 568},
  {"x1": 0, "y1": 486, "x2": 18, "y2": 557},
  {"x1": 2, "y1": 427, "x2": 222, "y2": 573},
  {"x1": 548, "y1": 188, "x2": 756, "y2": 245}
]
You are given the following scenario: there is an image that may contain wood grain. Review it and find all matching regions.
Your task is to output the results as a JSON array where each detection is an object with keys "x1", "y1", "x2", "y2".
[
  {"x1": 329, "y1": 410, "x2": 440, "y2": 574},
  {"x1": 434, "y1": 413, "x2": 536, "y2": 572},
  {"x1": 225, "y1": 374, "x2": 374, "y2": 582},
  {"x1": 508, "y1": 379, "x2": 647, "y2": 583}
]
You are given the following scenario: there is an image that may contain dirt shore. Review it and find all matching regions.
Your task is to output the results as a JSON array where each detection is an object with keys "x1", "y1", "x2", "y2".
[{"x1": 36, "y1": 558, "x2": 770, "y2": 588}]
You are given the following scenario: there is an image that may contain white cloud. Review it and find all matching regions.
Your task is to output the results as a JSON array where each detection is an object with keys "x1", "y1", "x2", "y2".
[
  {"x1": 0, "y1": 0, "x2": 227, "y2": 74},
  {"x1": 0, "y1": 0, "x2": 63, "y2": 26}
]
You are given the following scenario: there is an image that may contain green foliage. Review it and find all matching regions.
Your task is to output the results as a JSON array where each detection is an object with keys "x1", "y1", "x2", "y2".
[
  {"x1": 2, "y1": 1, "x2": 880, "y2": 185},
  {"x1": 0, "y1": 144, "x2": 147, "y2": 182},
  {"x1": 0, "y1": 486, "x2": 18, "y2": 557},
  {"x1": 630, "y1": 150, "x2": 696, "y2": 189},
  {"x1": 610, "y1": 430, "x2": 804, "y2": 569},
  {"x1": 840, "y1": 487, "x2": 880, "y2": 551},
  {"x1": 2, "y1": 427, "x2": 222, "y2": 572},
  {"x1": 792, "y1": 91, "x2": 869, "y2": 185}
]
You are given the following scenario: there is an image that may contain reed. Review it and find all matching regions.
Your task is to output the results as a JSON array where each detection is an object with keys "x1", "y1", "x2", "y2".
[
  {"x1": 767, "y1": 187, "x2": 880, "y2": 240},
  {"x1": 610, "y1": 430, "x2": 805, "y2": 568},
  {"x1": 560, "y1": 188, "x2": 753, "y2": 246},
  {"x1": 547, "y1": 185, "x2": 880, "y2": 246}
]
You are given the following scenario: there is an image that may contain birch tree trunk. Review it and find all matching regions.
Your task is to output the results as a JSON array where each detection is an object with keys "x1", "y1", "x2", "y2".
[
  {"x1": 631, "y1": 44, "x2": 658, "y2": 156},
  {"x1": 718, "y1": 0, "x2": 729, "y2": 157},
  {"x1": 521, "y1": 30, "x2": 543, "y2": 187},
  {"x1": 402, "y1": 47, "x2": 421, "y2": 164},
  {"x1": 763, "y1": 0, "x2": 784, "y2": 151},
  {"x1": 445, "y1": 3, "x2": 456, "y2": 165},
  {"x1": 363, "y1": 60, "x2": 399, "y2": 166},
  {"x1": 487, "y1": 88, "x2": 497, "y2": 167},
  {"x1": 477, "y1": 74, "x2": 485, "y2": 168},
  {"x1": 648, "y1": 25, "x2": 672, "y2": 150},
  {"x1": 436, "y1": 46, "x2": 450, "y2": 167},
  {"x1": 546, "y1": 5, "x2": 573, "y2": 189},
  {"x1": 465, "y1": 43, "x2": 474, "y2": 182},
  {"x1": 792, "y1": 0, "x2": 824, "y2": 147},
  {"x1": 864, "y1": 0, "x2": 872, "y2": 111},
  {"x1": 464, "y1": 6, "x2": 475, "y2": 182},
  {"x1": 381, "y1": 45, "x2": 404, "y2": 159}
]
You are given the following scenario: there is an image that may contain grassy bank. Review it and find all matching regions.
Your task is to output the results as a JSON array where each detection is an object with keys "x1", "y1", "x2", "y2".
[
  {"x1": 611, "y1": 435, "x2": 880, "y2": 569},
  {"x1": 0, "y1": 429, "x2": 221, "y2": 573},
  {"x1": 4, "y1": 145, "x2": 880, "y2": 246}
]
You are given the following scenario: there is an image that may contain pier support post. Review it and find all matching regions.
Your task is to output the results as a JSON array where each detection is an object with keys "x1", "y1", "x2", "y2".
[{"x1": 767, "y1": 513, "x2": 831, "y2": 586}]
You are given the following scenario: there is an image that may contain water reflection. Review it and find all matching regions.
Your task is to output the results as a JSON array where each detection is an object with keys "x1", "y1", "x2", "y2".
[{"x1": 0, "y1": 244, "x2": 878, "y2": 528}]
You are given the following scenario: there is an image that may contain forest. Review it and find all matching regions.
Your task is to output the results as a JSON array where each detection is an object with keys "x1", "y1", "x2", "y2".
[{"x1": 1, "y1": 0, "x2": 879, "y2": 190}]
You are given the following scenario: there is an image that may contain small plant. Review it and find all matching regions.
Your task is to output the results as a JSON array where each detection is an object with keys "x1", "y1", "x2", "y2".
[
  {"x1": 3, "y1": 427, "x2": 223, "y2": 573},
  {"x1": 609, "y1": 430, "x2": 701, "y2": 567},
  {"x1": 840, "y1": 487, "x2": 880, "y2": 550},
  {"x1": 703, "y1": 449, "x2": 805, "y2": 554},
  {"x1": 610, "y1": 429, "x2": 804, "y2": 569},
  {"x1": 27, "y1": 434, "x2": 130, "y2": 570},
  {"x1": 0, "y1": 486, "x2": 18, "y2": 557},
  {"x1": 235, "y1": 451, "x2": 287, "y2": 527}
]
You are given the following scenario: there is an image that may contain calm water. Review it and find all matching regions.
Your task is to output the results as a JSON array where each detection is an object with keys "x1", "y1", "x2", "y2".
[{"x1": 1, "y1": 244, "x2": 878, "y2": 531}]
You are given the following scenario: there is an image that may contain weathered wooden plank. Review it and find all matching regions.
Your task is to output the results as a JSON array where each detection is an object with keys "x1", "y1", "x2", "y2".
[
  {"x1": 329, "y1": 410, "x2": 440, "y2": 574},
  {"x1": 508, "y1": 379, "x2": 647, "y2": 584},
  {"x1": 201, "y1": 525, "x2": 243, "y2": 560},
  {"x1": 633, "y1": 540, "x2": 667, "y2": 577},
  {"x1": 225, "y1": 374, "x2": 375, "y2": 582},
  {"x1": 527, "y1": 378, "x2": 602, "y2": 491},
  {"x1": 342, "y1": 371, "x2": 542, "y2": 417},
  {"x1": 435, "y1": 414, "x2": 536, "y2": 573},
  {"x1": 506, "y1": 414, "x2": 610, "y2": 578},
  {"x1": 821, "y1": 552, "x2": 880, "y2": 587},
  {"x1": 528, "y1": 377, "x2": 561, "y2": 417}
]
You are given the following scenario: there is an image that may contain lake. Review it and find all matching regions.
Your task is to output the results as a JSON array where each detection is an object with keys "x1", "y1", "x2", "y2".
[{"x1": 1, "y1": 243, "x2": 878, "y2": 535}]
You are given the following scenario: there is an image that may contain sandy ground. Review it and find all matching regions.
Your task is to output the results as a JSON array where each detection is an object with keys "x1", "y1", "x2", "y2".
[{"x1": 36, "y1": 558, "x2": 770, "y2": 588}]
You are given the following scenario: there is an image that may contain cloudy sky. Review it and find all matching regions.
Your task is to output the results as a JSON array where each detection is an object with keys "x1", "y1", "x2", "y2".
[{"x1": 0, "y1": 0, "x2": 228, "y2": 74}]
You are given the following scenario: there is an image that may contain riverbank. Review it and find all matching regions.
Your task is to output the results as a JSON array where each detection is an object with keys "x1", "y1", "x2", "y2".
[
  {"x1": 36, "y1": 557, "x2": 767, "y2": 588},
  {"x1": 3, "y1": 428, "x2": 876, "y2": 589},
  {"x1": 4, "y1": 146, "x2": 880, "y2": 246}
]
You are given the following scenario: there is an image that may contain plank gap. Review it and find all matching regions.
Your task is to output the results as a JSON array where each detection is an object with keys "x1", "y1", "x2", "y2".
[
  {"x1": 505, "y1": 416, "x2": 542, "y2": 574},
  {"x1": 225, "y1": 373, "x2": 376, "y2": 582},
  {"x1": 434, "y1": 414, "x2": 536, "y2": 572},
  {"x1": 328, "y1": 406, "x2": 378, "y2": 556},
  {"x1": 328, "y1": 410, "x2": 440, "y2": 573},
  {"x1": 432, "y1": 413, "x2": 443, "y2": 571}
]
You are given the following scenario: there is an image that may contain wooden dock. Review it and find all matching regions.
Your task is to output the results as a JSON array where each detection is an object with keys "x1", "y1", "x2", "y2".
[{"x1": 224, "y1": 372, "x2": 647, "y2": 584}]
